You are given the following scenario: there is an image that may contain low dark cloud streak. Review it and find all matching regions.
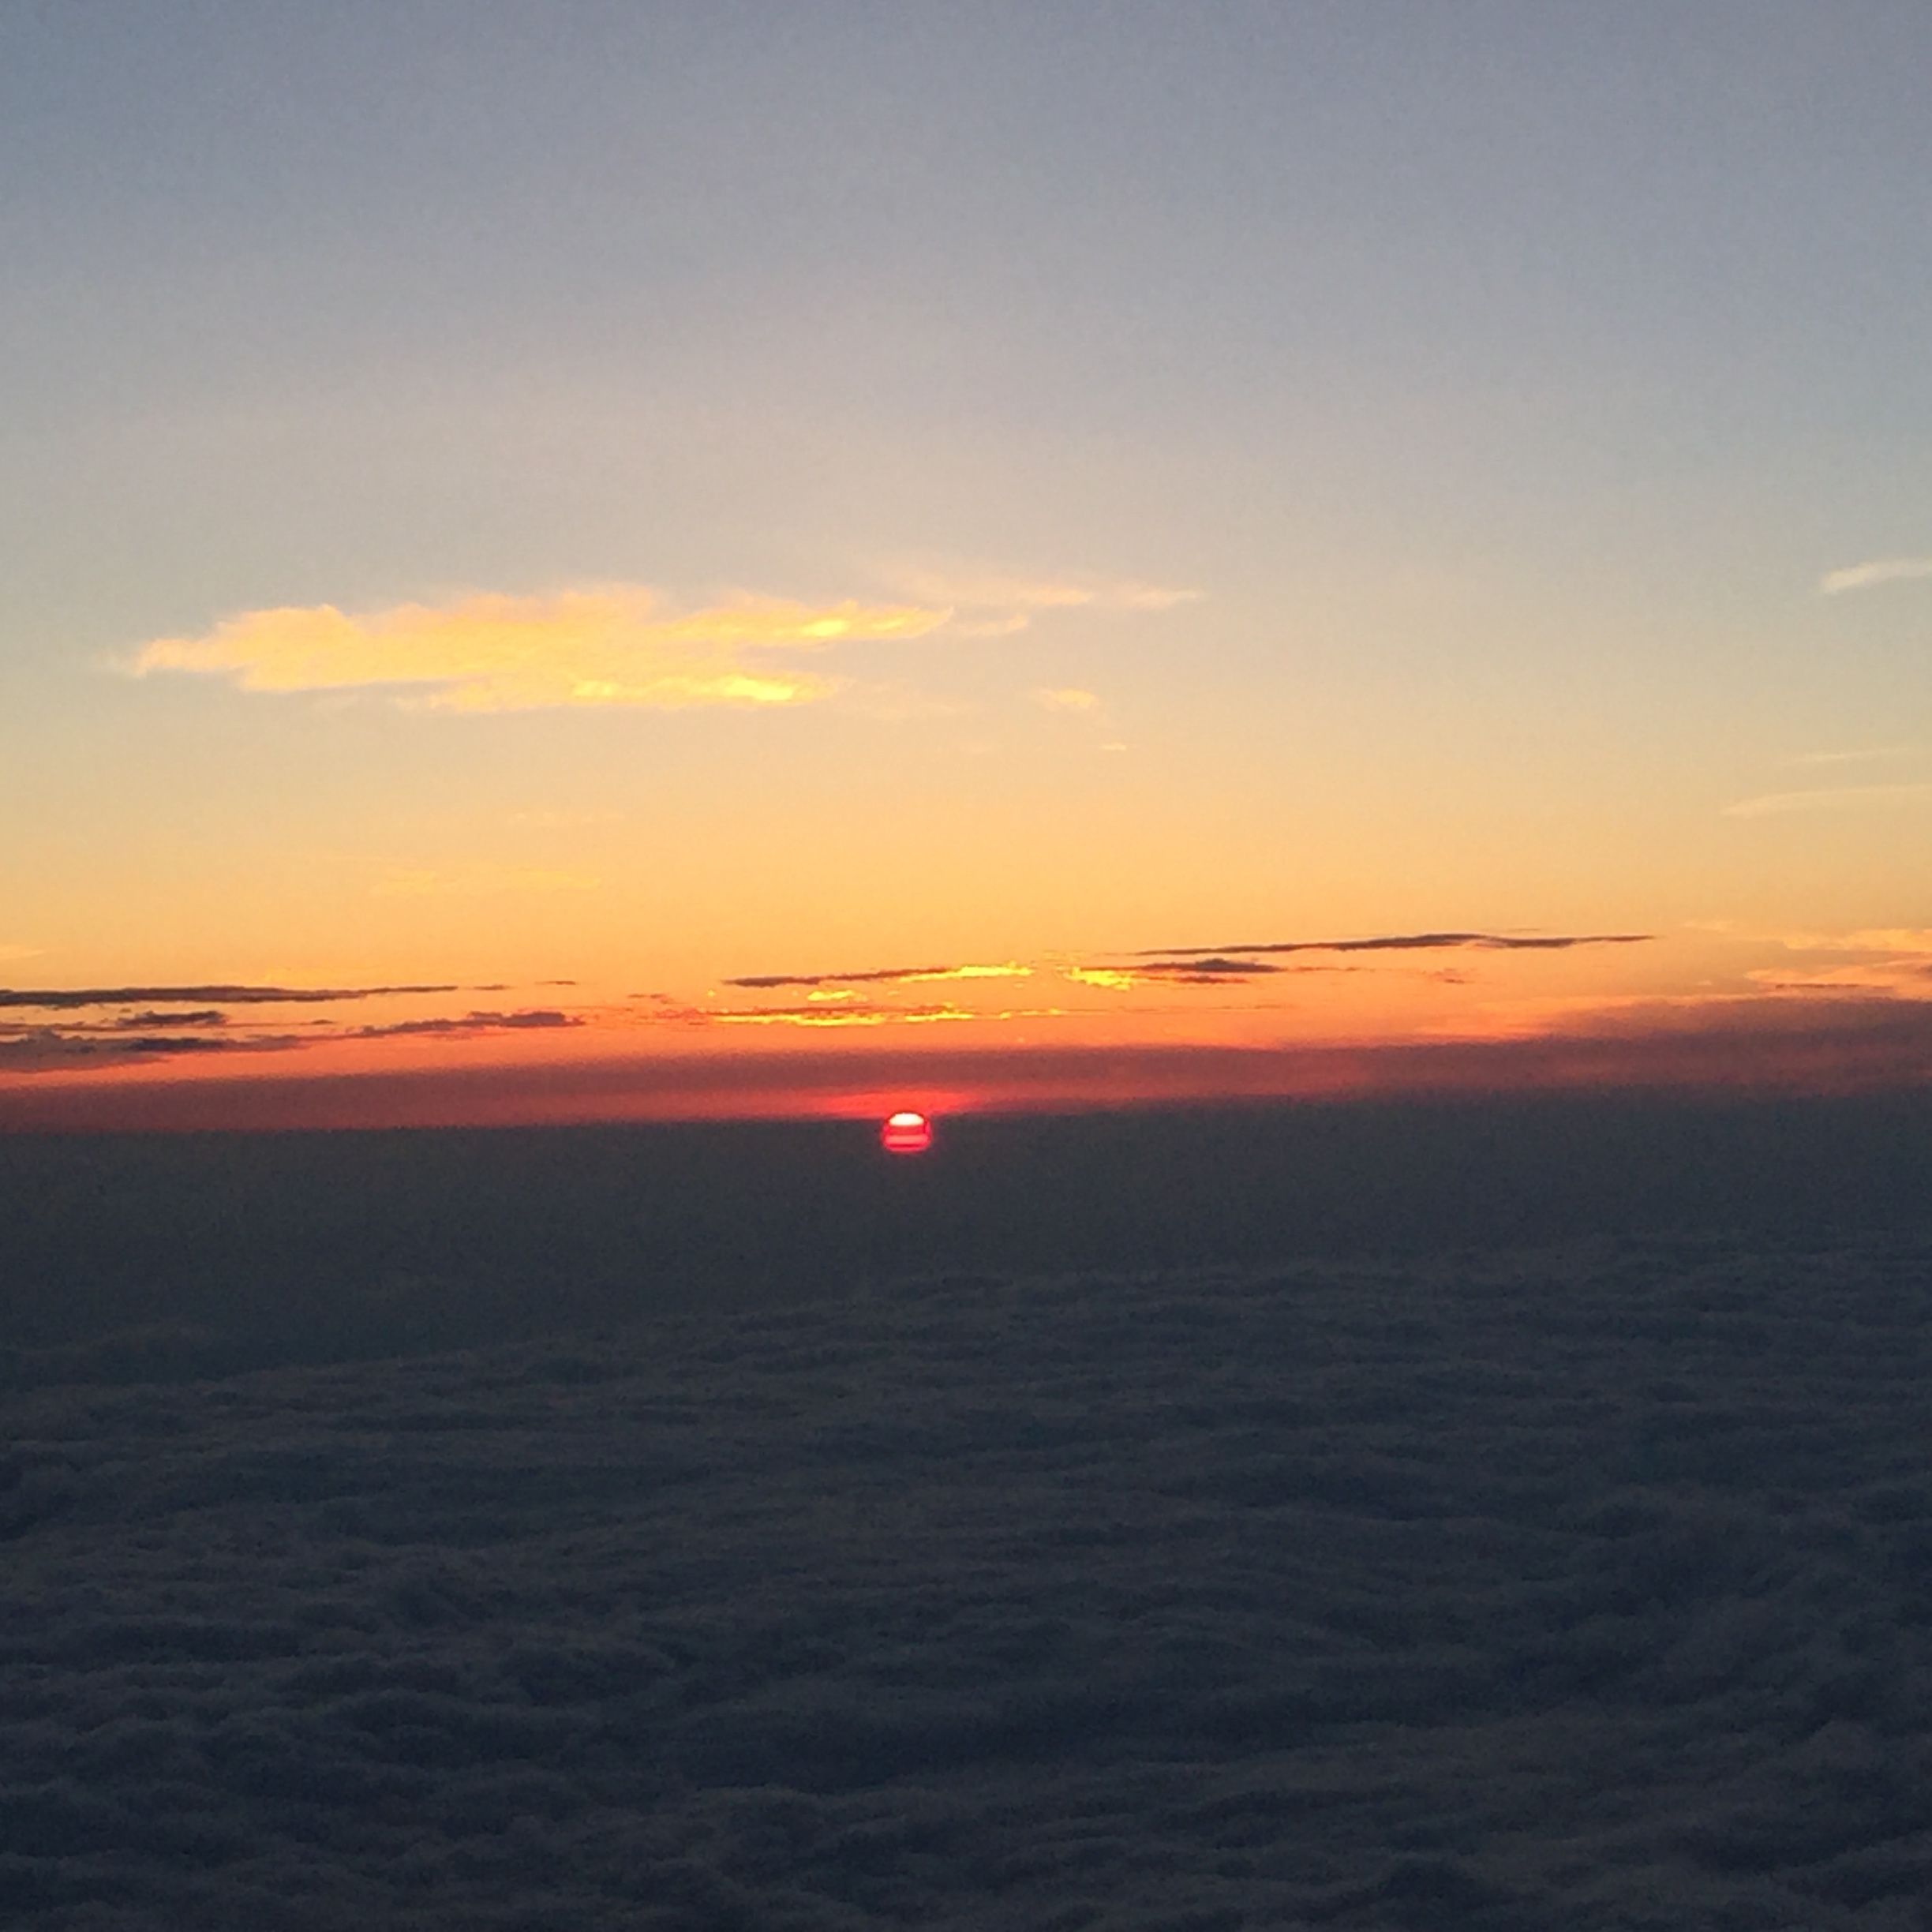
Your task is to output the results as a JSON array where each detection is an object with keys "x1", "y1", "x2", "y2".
[
  {"x1": 1133, "y1": 957, "x2": 1282, "y2": 982},
  {"x1": 0, "y1": 1029, "x2": 277, "y2": 1069},
  {"x1": 1139, "y1": 930, "x2": 1653, "y2": 957},
  {"x1": 724, "y1": 965, "x2": 960, "y2": 990},
  {"x1": 0, "y1": 983, "x2": 459, "y2": 1011},
  {"x1": 351, "y1": 1009, "x2": 582, "y2": 1040}
]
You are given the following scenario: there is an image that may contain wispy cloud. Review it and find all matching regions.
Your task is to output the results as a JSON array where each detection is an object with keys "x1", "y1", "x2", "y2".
[
  {"x1": 1034, "y1": 687, "x2": 1101, "y2": 713},
  {"x1": 130, "y1": 588, "x2": 948, "y2": 713},
  {"x1": 1746, "y1": 962, "x2": 1932, "y2": 996},
  {"x1": 1778, "y1": 928, "x2": 1932, "y2": 954},
  {"x1": 1136, "y1": 931, "x2": 1652, "y2": 957},
  {"x1": 882, "y1": 567, "x2": 1200, "y2": 635},
  {"x1": 372, "y1": 867, "x2": 599, "y2": 897},
  {"x1": 707, "y1": 1002, "x2": 983, "y2": 1028},
  {"x1": 722, "y1": 962, "x2": 1031, "y2": 990},
  {"x1": 1788, "y1": 746, "x2": 1919, "y2": 767},
  {"x1": 1723, "y1": 784, "x2": 1932, "y2": 818},
  {"x1": 1819, "y1": 558, "x2": 1932, "y2": 593},
  {"x1": 0, "y1": 944, "x2": 40, "y2": 963}
]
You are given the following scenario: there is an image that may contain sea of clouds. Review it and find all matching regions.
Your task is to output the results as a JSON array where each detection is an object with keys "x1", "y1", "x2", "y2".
[{"x1": 6, "y1": 1235, "x2": 1931, "y2": 1928}]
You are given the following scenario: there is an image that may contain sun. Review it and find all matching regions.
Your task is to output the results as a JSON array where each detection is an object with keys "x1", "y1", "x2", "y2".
[{"x1": 880, "y1": 1110, "x2": 933, "y2": 1155}]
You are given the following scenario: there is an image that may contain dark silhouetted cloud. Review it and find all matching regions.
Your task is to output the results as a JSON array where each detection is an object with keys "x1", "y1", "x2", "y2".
[
  {"x1": 119, "y1": 1032, "x2": 243, "y2": 1054},
  {"x1": 0, "y1": 983, "x2": 459, "y2": 1010},
  {"x1": 1132, "y1": 956, "x2": 1285, "y2": 983},
  {"x1": 1138, "y1": 930, "x2": 1653, "y2": 957},
  {"x1": 352, "y1": 1009, "x2": 584, "y2": 1039},
  {"x1": 0, "y1": 1027, "x2": 292, "y2": 1070}
]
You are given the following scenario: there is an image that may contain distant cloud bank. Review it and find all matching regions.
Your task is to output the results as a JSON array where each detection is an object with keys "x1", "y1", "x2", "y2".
[{"x1": 11, "y1": 996, "x2": 1932, "y2": 1131}]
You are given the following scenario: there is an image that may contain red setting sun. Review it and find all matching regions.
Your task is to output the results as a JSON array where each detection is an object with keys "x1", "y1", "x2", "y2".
[{"x1": 881, "y1": 1110, "x2": 934, "y2": 1155}]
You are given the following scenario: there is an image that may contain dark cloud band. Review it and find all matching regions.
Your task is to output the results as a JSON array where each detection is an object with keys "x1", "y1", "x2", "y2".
[
  {"x1": 1136, "y1": 932, "x2": 1653, "y2": 957},
  {"x1": 0, "y1": 983, "x2": 460, "y2": 1011},
  {"x1": 724, "y1": 966, "x2": 959, "y2": 990}
]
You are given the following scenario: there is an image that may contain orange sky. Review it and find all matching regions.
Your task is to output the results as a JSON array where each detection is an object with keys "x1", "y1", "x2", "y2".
[{"x1": 9, "y1": 922, "x2": 1932, "y2": 1130}]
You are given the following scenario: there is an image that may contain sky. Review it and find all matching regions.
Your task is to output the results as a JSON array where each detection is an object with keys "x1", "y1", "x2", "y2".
[{"x1": 5, "y1": 1, "x2": 1932, "y2": 1128}]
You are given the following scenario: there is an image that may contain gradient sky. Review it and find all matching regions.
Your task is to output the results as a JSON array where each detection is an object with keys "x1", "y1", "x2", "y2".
[{"x1": 6, "y1": 2, "x2": 1932, "y2": 1126}]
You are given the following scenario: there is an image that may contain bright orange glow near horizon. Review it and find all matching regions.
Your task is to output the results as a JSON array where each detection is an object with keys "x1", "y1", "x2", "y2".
[{"x1": 8, "y1": 919, "x2": 1932, "y2": 1131}]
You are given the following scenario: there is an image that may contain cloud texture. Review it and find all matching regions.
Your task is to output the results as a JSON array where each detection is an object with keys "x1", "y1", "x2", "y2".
[{"x1": 3, "y1": 1197, "x2": 1931, "y2": 1929}]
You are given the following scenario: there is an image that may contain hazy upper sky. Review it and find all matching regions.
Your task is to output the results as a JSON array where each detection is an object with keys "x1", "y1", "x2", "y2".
[{"x1": 6, "y1": 2, "x2": 1931, "y2": 1123}]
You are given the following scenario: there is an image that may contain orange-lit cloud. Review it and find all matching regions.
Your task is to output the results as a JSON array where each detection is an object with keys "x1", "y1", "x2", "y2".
[
  {"x1": 1034, "y1": 687, "x2": 1101, "y2": 712},
  {"x1": 131, "y1": 589, "x2": 949, "y2": 712},
  {"x1": 722, "y1": 938, "x2": 1646, "y2": 1003},
  {"x1": 707, "y1": 1002, "x2": 982, "y2": 1028},
  {"x1": 1777, "y1": 928, "x2": 1932, "y2": 954}
]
